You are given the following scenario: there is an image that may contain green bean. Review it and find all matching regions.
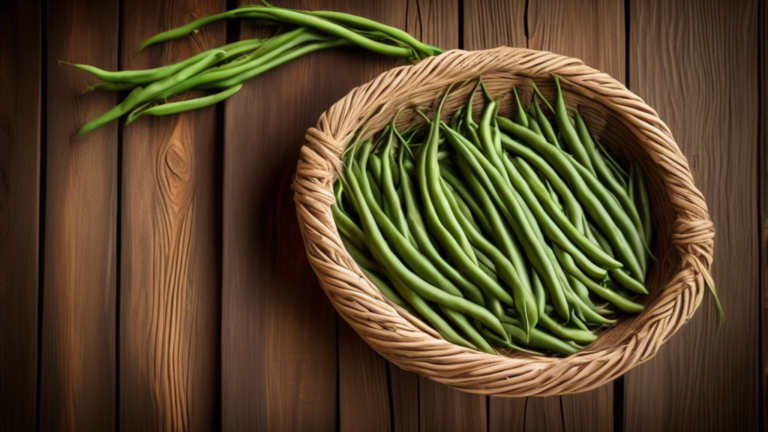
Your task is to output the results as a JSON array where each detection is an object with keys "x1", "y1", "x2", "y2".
[
  {"x1": 529, "y1": 80, "x2": 554, "y2": 113},
  {"x1": 75, "y1": 50, "x2": 227, "y2": 138},
  {"x1": 302, "y1": 9, "x2": 439, "y2": 58},
  {"x1": 126, "y1": 83, "x2": 243, "y2": 125},
  {"x1": 415, "y1": 116, "x2": 516, "y2": 308},
  {"x1": 398, "y1": 148, "x2": 486, "y2": 305},
  {"x1": 511, "y1": 87, "x2": 528, "y2": 127},
  {"x1": 478, "y1": 98, "x2": 512, "y2": 186},
  {"x1": 537, "y1": 313, "x2": 597, "y2": 344},
  {"x1": 68, "y1": 38, "x2": 265, "y2": 84},
  {"x1": 439, "y1": 167, "x2": 492, "y2": 234},
  {"x1": 588, "y1": 224, "x2": 648, "y2": 295},
  {"x1": 505, "y1": 143, "x2": 585, "y2": 233},
  {"x1": 500, "y1": 154, "x2": 611, "y2": 279},
  {"x1": 450, "y1": 187, "x2": 482, "y2": 233},
  {"x1": 455, "y1": 156, "x2": 532, "y2": 292},
  {"x1": 355, "y1": 146, "x2": 468, "y2": 300},
  {"x1": 563, "y1": 152, "x2": 647, "y2": 275},
  {"x1": 332, "y1": 204, "x2": 366, "y2": 252},
  {"x1": 341, "y1": 235, "x2": 382, "y2": 274},
  {"x1": 84, "y1": 81, "x2": 138, "y2": 92},
  {"x1": 532, "y1": 269, "x2": 547, "y2": 317},
  {"x1": 346, "y1": 158, "x2": 507, "y2": 339},
  {"x1": 138, "y1": 5, "x2": 414, "y2": 58},
  {"x1": 576, "y1": 112, "x2": 646, "y2": 247},
  {"x1": 358, "y1": 267, "x2": 414, "y2": 314},
  {"x1": 501, "y1": 321, "x2": 579, "y2": 356},
  {"x1": 509, "y1": 153, "x2": 622, "y2": 271},
  {"x1": 598, "y1": 140, "x2": 629, "y2": 179},
  {"x1": 480, "y1": 326, "x2": 546, "y2": 356},
  {"x1": 553, "y1": 246, "x2": 644, "y2": 313},
  {"x1": 526, "y1": 112, "x2": 543, "y2": 135},
  {"x1": 631, "y1": 163, "x2": 653, "y2": 248},
  {"x1": 369, "y1": 152, "x2": 383, "y2": 185},
  {"x1": 385, "y1": 269, "x2": 477, "y2": 350},
  {"x1": 552, "y1": 75, "x2": 595, "y2": 176},
  {"x1": 419, "y1": 91, "x2": 479, "y2": 260},
  {"x1": 498, "y1": 118, "x2": 645, "y2": 281},
  {"x1": 442, "y1": 179, "x2": 539, "y2": 334},
  {"x1": 532, "y1": 97, "x2": 560, "y2": 148},
  {"x1": 473, "y1": 247, "x2": 498, "y2": 276},
  {"x1": 441, "y1": 123, "x2": 570, "y2": 319},
  {"x1": 157, "y1": 29, "x2": 333, "y2": 96},
  {"x1": 445, "y1": 310, "x2": 495, "y2": 354},
  {"x1": 379, "y1": 125, "x2": 410, "y2": 238}
]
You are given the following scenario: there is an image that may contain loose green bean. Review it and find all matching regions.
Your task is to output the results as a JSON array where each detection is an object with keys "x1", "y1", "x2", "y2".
[
  {"x1": 75, "y1": 50, "x2": 226, "y2": 138},
  {"x1": 126, "y1": 83, "x2": 243, "y2": 125}
]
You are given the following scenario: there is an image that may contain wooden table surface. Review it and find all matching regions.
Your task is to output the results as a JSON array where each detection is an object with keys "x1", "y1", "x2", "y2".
[{"x1": 0, "y1": 0, "x2": 761, "y2": 430}]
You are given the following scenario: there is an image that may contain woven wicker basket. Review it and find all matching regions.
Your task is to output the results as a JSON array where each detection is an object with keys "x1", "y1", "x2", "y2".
[{"x1": 293, "y1": 47, "x2": 714, "y2": 396}]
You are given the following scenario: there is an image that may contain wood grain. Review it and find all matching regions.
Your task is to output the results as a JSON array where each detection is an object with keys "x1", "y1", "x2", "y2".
[
  {"x1": 40, "y1": 0, "x2": 118, "y2": 430},
  {"x1": 223, "y1": 0, "x2": 388, "y2": 429},
  {"x1": 528, "y1": 0, "x2": 625, "y2": 82},
  {"x1": 0, "y1": 1, "x2": 41, "y2": 430},
  {"x1": 339, "y1": 320, "x2": 390, "y2": 432},
  {"x1": 389, "y1": 365, "x2": 419, "y2": 432},
  {"x1": 762, "y1": 1, "x2": 767, "y2": 429},
  {"x1": 119, "y1": 0, "x2": 224, "y2": 430},
  {"x1": 419, "y1": 379, "x2": 486, "y2": 432},
  {"x1": 625, "y1": 1, "x2": 759, "y2": 430}
]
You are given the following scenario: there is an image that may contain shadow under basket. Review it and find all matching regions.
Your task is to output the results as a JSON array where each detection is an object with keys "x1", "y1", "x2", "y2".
[{"x1": 293, "y1": 47, "x2": 714, "y2": 397}]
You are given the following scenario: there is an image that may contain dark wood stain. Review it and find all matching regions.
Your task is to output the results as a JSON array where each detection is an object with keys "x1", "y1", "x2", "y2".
[
  {"x1": 0, "y1": 1, "x2": 41, "y2": 430},
  {"x1": 41, "y1": 0, "x2": 119, "y2": 430},
  {"x1": 625, "y1": 1, "x2": 759, "y2": 431}
]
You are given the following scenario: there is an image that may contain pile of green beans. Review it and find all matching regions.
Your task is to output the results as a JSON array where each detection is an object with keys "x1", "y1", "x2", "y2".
[
  {"x1": 334, "y1": 77, "x2": 657, "y2": 356},
  {"x1": 67, "y1": 3, "x2": 441, "y2": 138}
]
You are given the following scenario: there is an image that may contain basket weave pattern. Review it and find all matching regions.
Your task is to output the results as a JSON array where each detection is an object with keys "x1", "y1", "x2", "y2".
[{"x1": 293, "y1": 47, "x2": 714, "y2": 396}]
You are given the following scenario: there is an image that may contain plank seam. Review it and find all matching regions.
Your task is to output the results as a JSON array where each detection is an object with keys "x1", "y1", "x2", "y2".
[
  {"x1": 115, "y1": 0, "x2": 124, "y2": 430},
  {"x1": 758, "y1": 0, "x2": 764, "y2": 430},
  {"x1": 35, "y1": 2, "x2": 48, "y2": 430}
]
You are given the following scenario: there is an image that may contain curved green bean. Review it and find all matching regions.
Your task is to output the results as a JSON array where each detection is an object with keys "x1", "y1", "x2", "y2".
[
  {"x1": 552, "y1": 75, "x2": 595, "y2": 176},
  {"x1": 126, "y1": 83, "x2": 243, "y2": 125},
  {"x1": 442, "y1": 179, "x2": 539, "y2": 335},
  {"x1": 498, "y1": 117, "x2": 645, "y2": 281},
  {"x1": 441, "y1": 123, "x2": 570, "y2": 319},
  {"x1": 75, "y1": 50, "x2": 226, "y2": 138}
]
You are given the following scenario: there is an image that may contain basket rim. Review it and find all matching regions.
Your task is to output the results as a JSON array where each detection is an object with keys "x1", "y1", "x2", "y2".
[{"x1": 293, "y1": 46, "x2": 714, "y2": 397}]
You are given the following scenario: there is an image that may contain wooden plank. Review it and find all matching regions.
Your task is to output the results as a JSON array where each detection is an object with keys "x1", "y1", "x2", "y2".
[
  {"x1": 762, "y1": 1, "x2": 768, "y2": 430},
  {"x1": 40, "y1": 0, "x2": 119, "y2": 430},
  {"x1": 419, "y1": 379, "x2": 487, "y2": 432},
  {"x1": 389, "y1": 366, "x2": 419, "y2": 432},
  {"x1": 339, "y1": 320, "x2": 390, "y2": 432},
  {"x1": 625, "y1": 1, "x2": 759, "y2": 430},
  {"x1": 119, "y1": 0, "x2": 224, "y2": 430},
  {"x1": 0, "y1": 1, "x2": 41, "y2": 430},
  {"x1": 224, "y1": 0, "x2": 385, "y2": 428}
]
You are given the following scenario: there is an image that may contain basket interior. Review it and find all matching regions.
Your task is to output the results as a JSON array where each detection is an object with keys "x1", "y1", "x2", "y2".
[{"x1": 341, "y1": 71, "x2": 679, "y2": 357}]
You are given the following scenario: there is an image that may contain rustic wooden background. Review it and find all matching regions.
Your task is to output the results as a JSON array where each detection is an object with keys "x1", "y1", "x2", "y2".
[{"x1": 0, "y1": 0, "x2": 761, "y2": 430}]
